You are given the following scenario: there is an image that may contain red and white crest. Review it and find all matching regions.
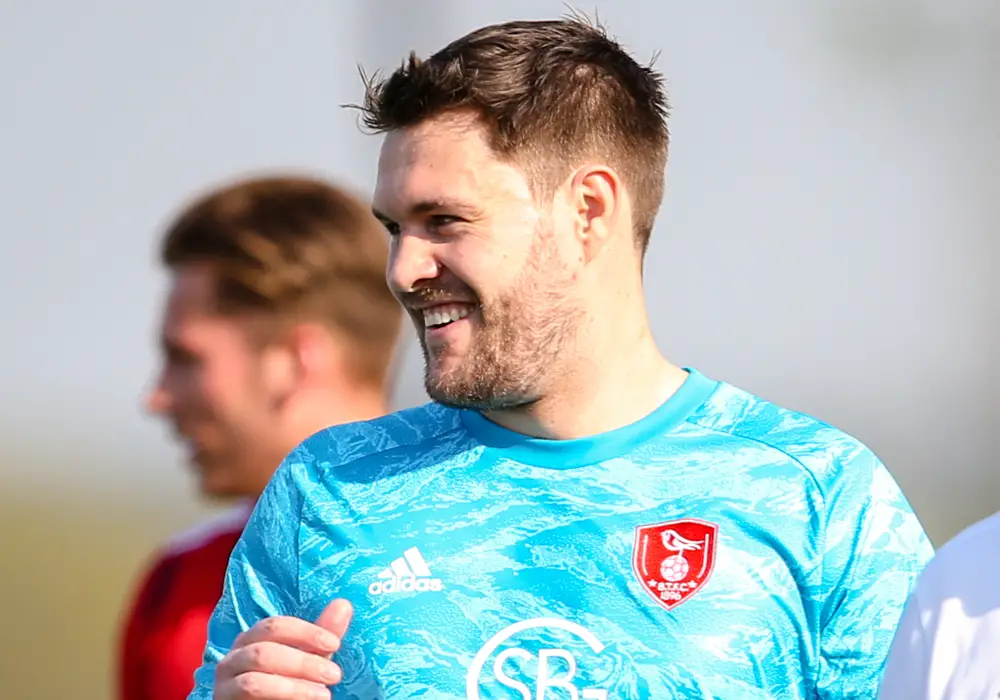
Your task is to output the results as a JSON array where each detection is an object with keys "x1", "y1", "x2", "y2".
[{"x1": 632, "y1": 518, "x2": 719, "y2": 611}]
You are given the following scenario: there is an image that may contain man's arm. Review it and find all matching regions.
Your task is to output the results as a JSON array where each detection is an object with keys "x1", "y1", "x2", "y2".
[
  {"x1": 119, "y1": 558, "x2": 165, "y2": 700},
  {"x1": 815, "y1": 447, "x2": 933, "y2": 698},
  {"x1": 876, "y1": 590, "x2": 932, "y2": 699},
  {"x1": 188, "y1": 457, "x2": 304, "y2": 700}
]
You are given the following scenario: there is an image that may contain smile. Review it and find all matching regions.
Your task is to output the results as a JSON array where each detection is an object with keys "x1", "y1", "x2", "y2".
[{"x1": 422, "y1": 303, "x2": 475, "y2": 329}]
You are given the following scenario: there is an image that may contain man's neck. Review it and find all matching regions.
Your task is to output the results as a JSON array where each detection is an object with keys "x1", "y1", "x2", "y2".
[{"x1": 483, "y1": 322, "x2": 688, "y2": 440}]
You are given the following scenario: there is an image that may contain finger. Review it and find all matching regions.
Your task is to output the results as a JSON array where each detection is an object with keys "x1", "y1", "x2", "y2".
[
  {"x1": 233, "y1": 616, "x2": 342, "y2": 654},
  {"x1": 314, "y1": 599, "x2": 353, "y2": 642},
  {"x1": 220, "y1": 641, "x2": 342, "y2": 686},
  {"x1": 221, "y1": 671, "x2": 332, "y2": 700}
]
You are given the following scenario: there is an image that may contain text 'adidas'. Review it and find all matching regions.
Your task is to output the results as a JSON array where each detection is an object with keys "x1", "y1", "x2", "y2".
[{"x1": 368, "y1": 546, "x2": 444, "y2": 596}]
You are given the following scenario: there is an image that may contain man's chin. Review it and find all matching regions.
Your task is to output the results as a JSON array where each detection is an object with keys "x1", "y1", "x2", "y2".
[
  {"x1": 425, "y1": 371, "x2": 477, "y2": 408},
  {"x1": 195, "y1": 479, "x2": 247, "y2": 502},
  {"x1": 195, "y1": 475, "x2": 232, "y2": 500},
  {"x1": 425, "y1": 376, "x2": 531, "y2": 412},
  {"x1": 191, "y1": 461, "x2": 240, "y2": 500},
  {"x1": 426, "y1": 388, "x2": 481, "y2": 410}
]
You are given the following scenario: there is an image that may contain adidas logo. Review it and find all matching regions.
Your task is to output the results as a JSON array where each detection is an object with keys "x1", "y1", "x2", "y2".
[{"x1": 368, "y1": 546, "x2": 444, "y2": 596}]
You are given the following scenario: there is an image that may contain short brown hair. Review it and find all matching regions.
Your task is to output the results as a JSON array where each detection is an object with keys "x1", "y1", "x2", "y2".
[
  {"x1": 355, "y1": 15, "x2": 670, "y2": 253},
  {"x1": 161, "y1": 175, "x2": 402, "y2": 387}
]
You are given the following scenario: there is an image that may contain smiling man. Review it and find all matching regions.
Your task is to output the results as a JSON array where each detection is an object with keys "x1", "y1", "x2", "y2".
[{"x1": 189, "y1": 18, "x2": 932, "y2": 700}]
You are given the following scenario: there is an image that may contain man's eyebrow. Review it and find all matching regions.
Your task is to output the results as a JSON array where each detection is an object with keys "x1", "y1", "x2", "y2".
[
  {"x1": 160, "y1": 334, "x2": 185, "y2": 356},
  {"x1": 372, "y1": 198, "x2": 481, "y2": 222}
]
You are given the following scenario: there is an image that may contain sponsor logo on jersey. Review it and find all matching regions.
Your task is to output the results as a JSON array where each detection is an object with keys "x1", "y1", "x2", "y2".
[
  {"x1": 632, "y1": 518, "x2": 719, "y2": 611},
  {"x1": 466, "y1": 617, "x2": 609, "y2": 700},
  {"x1": 368, "y1": 546, "x2": 443, "y2": 596}
]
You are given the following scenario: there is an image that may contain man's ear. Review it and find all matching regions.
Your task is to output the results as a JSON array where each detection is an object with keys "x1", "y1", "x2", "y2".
[
  {"x1": 259, "y1": 323, "x2": 336, "y2": 407},
  {"x1": 259, "y1": 342, "x2": 297, "y2": 409},
  {"x1": 568, "y1": 164, "x2": 622, "y2": 264}
]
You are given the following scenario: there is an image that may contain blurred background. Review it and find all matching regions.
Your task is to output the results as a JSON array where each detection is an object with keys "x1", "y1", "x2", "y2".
[{"x1": 1, "y1": 0, "x2": 997, "y2": 698}]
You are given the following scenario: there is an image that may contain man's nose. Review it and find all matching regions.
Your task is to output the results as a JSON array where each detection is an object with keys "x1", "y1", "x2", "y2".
[
  {"x1": 144, "y1": 378, "x2": 172, "y2": 416},
  {"x1": 387, "y1": 233, "x2": 440, "y2": 294}
]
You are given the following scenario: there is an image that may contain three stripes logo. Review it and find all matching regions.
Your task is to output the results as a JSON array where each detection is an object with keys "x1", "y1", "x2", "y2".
[{"x1": 368, "y1": 546, "x2": 444, "y2": 596}]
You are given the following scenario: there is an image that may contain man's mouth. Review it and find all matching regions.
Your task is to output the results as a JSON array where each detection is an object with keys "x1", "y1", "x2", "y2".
[
  {"x1": 422, "y1": 303, "x2": 477, "y2": 329},
  {"x1": 170, "y1": 427, "x2": 202, "y2": 458}
]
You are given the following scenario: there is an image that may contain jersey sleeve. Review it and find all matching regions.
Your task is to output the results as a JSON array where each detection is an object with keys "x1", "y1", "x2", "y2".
[
  {"x1": 815, "y1": 447, "x2": 933, "y2": 698},
  {"x1": 188, "y1": 456, "x2": 305, "y2": 700},
  {"x1": 876, "y1": 589, "x2": 932, "y2": 700},
  {"x1": 118, "y1": 556, "x2": 169, "y2": 700}
]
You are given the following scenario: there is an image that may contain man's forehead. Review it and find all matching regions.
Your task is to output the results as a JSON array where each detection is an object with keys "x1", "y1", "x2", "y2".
[
  {"x1": 373, "y1": 169, "x2": 481, "y2": 221},
  {"x1": 165, "y1": 264, "x2": 216, "y2": 311},
  {"x1": 375, "y1": 129, "x2": 482, "y2": 200},
  {"x1": 373, "y1": 120, "x2": 530, "y2": 218},
  {"x1": 160, "y1": 264, "x2": 230, "y2": 339},
  {"x1": 160, "y1": 277, "x2": 241, "y2": 348}
]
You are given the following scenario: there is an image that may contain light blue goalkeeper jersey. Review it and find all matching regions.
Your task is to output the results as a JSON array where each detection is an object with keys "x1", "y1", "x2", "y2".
[{"x1": 190, "y1": 369, "x2": 932, "y2": 699}]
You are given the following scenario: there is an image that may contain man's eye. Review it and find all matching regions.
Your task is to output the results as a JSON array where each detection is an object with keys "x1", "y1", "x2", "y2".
[
  {"x1": 382, "y1": 221, "x2": 401, "y2": 236},
  {"x1": 429, "y1": 215, "x2": 460, "y2": 229},
  {"x1": 166, "y1": 346, "x2": 199, "y2": 366}
]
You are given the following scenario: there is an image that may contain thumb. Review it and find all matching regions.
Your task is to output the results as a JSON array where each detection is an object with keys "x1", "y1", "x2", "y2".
[{"x1": 315, "y1": 598, "x2": 354, "y2": 643}]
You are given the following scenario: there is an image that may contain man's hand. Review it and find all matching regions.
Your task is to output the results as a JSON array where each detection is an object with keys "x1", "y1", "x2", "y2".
[{"x1": 214, "y1": 599, "x2": 353, "y2": 700}]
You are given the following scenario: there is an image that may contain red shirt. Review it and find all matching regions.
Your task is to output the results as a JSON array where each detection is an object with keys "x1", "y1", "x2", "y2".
[{"x1": 118, "y1": 504, "x2": 252, "y2": 700}]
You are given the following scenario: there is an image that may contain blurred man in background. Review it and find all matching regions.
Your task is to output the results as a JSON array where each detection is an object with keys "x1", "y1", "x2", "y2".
[{"x1": 117, "y1": 175, "x2": 403, "y2": 700}]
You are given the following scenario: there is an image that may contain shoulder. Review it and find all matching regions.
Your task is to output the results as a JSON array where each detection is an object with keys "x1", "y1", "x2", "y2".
[
  {"x1": 160, "y1": 502, "x2": 252, "y2": 559},
  {"x1": 936, "y1": 510, "x2": 1000, "y2": 560},
  {"x1": 125, "y1": 503, "x2": 251, "y2": 619},
  {"x1": 686, "y1": 377, "x2": 881, "y2": 491},
  {"x1": 286, "y1": 402, "x2": 465, "y2": 473},
  {"x1": 248, "y1": 403, "x2": 467, "y2": 513},
  {"x1": 912, "y1": 511, "x2": 1000, "y2": 610},
  {"x1": 938, "y1": 510, "x2": 1000, "y2": 562}
]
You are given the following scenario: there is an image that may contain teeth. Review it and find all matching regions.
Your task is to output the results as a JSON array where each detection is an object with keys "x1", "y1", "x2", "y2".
[{"x1": 423, "y1": 303, "x2": 473, "y2": 328}]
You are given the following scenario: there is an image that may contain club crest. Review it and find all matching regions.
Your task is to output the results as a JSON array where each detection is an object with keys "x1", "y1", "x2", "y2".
[{"x1": 632, "y1": 518, "x2": 719, "y2": 611}]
